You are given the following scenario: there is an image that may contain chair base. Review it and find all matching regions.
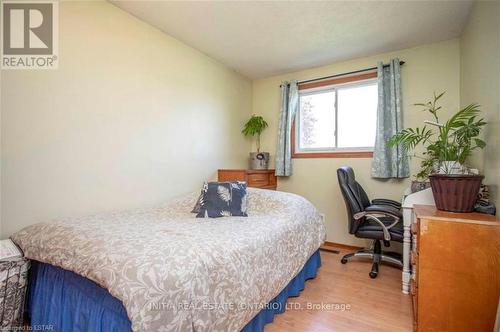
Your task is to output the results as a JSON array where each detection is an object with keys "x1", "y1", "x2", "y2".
[{"x1": 340, "y1": 240, "x2": 402, "y2": 279}]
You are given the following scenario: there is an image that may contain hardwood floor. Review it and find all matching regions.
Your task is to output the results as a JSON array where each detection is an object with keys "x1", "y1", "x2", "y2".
[{"x1": 266, "y1": 248, "x2": 413, "y2": 332}]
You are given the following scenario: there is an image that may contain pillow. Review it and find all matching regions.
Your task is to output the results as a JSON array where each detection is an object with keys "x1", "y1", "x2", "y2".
[
  {"x1": 191, "y1": 190, "x2": 204, "y2": 213},
  {"x1": 196, "y1": 182, "x2": 248, "y2": 218},
  {"x1": 191, "y1": 181, "x2": 246, "y2": 214}
]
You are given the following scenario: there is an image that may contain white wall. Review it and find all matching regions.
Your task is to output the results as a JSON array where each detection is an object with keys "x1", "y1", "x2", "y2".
[
  {"x1": 460, "y1": 1, "x2": 500, "y2": 203},
  {"x1": 2, "y1": 2, "x2": 497, "y2": 246},
  {"x1": 253, "y1": 40, "x2": 461, "y2": 246},
  {"x1": 0, "y1": 1, "x2": 252, "y2": 237}
]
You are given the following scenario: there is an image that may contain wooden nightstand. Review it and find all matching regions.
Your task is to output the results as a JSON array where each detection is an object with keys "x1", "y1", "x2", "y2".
[{"x1": 218, "y1": 169, "x2": 277, "y2": 190}]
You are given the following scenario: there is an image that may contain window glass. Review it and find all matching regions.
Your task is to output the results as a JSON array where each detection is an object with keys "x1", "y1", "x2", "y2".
[
  {"x1": 296, "y1": 79, "x2": 377, "y2": 154},
  {"x1": 337, "y1": 83, "x2": 377, "y2": 148},
  {"x1": 298, "y1": 90, "x2": 335, "y2": 150}
]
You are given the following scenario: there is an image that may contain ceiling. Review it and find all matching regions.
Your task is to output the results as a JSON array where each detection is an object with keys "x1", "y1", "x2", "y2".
[{"x1": 112, "y1": 1, "x2": 473, "y2": 79}]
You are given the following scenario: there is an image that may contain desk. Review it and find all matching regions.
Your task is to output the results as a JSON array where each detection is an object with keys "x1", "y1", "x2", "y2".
[{"x1": 401, "y1": 188, "x2": 434, "y2": 294}]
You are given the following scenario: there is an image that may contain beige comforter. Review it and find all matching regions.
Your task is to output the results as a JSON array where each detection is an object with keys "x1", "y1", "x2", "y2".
[{"x1": 11, "y1": 188, "x2": 326, "y2": 332}]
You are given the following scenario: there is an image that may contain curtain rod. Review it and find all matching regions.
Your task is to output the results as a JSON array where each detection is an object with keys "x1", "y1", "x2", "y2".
[{"x1": 297, "y1": 61, "x2": 405, "y2": 85}]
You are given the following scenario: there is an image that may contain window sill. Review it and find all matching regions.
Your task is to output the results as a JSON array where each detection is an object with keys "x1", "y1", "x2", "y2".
[{"x1": 292, "y1": 151, "x2": 373, "y2": 159}]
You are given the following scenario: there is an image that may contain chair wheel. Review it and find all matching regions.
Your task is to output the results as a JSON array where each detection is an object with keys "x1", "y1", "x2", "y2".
[
  {"x1": 341, "y1": 258, "x2": 348, "y2": 264},
  {"x1": 369, "y1": 271, "x2": 378, "y2": 279}
]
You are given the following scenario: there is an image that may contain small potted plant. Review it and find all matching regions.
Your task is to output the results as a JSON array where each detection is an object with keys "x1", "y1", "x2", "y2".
[
  {"x1": 242, "y1": 115, "x2": 269, "y2": 169},
  {"x1": 389, "y1": 92, "x2": 487, "y2": 212}
]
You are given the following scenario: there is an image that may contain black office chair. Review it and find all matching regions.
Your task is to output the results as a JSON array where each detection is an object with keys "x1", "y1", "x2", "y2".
[{"x1": 337, "y1": 166, "x2": 403, "y2": 278}]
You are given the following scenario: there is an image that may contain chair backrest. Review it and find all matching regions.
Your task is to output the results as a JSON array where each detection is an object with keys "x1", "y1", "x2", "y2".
[{"x1": 337, "y1": 166, "x2": 371, "y2": 234}]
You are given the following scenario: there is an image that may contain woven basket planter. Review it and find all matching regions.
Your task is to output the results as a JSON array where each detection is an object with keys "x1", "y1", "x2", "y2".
[{"x1": 429, "y1": 174, "x2": 483, "y2": 212}]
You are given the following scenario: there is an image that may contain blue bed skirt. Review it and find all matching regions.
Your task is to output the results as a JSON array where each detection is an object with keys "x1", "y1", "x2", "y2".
[{"x1": 28, "y1": 250, "x2": 321, "y2": 332}]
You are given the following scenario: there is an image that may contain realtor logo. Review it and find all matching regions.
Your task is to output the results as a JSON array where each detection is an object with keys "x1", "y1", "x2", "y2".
[{"x1": 1, "y1": 1, "x2": 58, "y2": 69}]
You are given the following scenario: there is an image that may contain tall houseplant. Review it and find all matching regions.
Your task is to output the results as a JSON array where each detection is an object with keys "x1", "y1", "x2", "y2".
[
  {"x1": 389, "y1": 92, "x2": 487, "y2": 212},
  {"x1": 242, "y1": 115, "x2": 269, "y2": 169}
]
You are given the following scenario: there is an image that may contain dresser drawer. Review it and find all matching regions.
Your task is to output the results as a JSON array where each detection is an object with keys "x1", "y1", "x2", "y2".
[
  {"x1": 218, "y1": 170, "x2": 246, "y2": 182},
  {"x1": 410, "y1": 249, "x2": 418, "y2": 292},
  {"x1": 411, "y1": 278, "x2": 418, "y2": 330},
  {"x1": 218, "y1": 169, "x2": 277, "y2": 190},
  {"x1": 247, "y1": 173, "x2": 269, "y2": 186}
]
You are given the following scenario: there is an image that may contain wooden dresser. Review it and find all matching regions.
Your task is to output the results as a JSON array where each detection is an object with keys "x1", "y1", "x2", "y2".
[
  {"x1": 217, "y1": 169, "x2": 277, "y2": 190},
  {"x1": 411, "y1": 205, "x2": 500, "y2": 332}
]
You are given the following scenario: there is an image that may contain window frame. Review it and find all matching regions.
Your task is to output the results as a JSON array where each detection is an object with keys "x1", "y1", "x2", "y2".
[{"x1": 292, "y1": 71, "x2": 377, "y2": 159}]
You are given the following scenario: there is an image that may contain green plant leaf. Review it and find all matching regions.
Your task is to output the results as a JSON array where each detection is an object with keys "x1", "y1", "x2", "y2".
[
  {"x1": 474, "y1": 138, "x2": 486, "y2": 149},
  {"x1": 241, "y1": 115, "x2": 268, "y2": 136},
  {"x1": 388, "y1": 126, "x2": 433, "y2": 151},
  {"x1": 434, "y1": 91, "x2": 445, "y2": 101},
  {"x1": 389, "y1": 94, "x2": 486, "y2": 178}
]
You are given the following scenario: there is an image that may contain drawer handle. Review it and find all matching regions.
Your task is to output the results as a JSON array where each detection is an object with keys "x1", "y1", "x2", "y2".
[
  {"x1": 410, "y1": 251, "x2": 417, "y2": 265},
  {"x1": 410, "y1": 223, "x2": 418, "y2": 235},
  {"x1": 410, "y1": 279, "x2": 417, "y2": 295}
]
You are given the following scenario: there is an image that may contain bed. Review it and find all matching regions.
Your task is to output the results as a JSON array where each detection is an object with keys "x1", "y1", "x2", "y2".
[{"x1": 11, "y1": 188, "x2": 326, "y2": 332}]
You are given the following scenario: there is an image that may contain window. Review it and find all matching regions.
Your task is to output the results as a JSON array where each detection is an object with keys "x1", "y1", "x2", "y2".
[{"x1": 293, "y1": 73, "x2": 378, "y2": 158}]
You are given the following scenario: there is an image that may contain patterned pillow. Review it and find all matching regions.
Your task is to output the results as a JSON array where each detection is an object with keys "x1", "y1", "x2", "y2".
[
  {"x1": 196, "y1": 182, "x2": 248, "y2": 218},
  {"x1": 191, "y1": 190, "x2": 204, "y2": 213}
]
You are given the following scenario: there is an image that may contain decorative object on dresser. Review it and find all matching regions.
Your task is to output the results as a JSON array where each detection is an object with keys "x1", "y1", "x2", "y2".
[
  {"x1": 218, "y1": 169, "x2": 277, "y2": 190},
  {"x1": 241, "y1": 115, "x2": 270, "y2": 169},
  {"x1": 0, "y1": 239, "x2": 30, "y2": 331},
  {"x1": 389, "y1": 92, "x2": 487, "y2": 212},
  {"x1": 411, "y1": 205, "x2": 500, "y2": 332},
  {"x1": 410, "y1": 180, "x2": 431, "y2": 193},
  {"x1": 475, "y1": 184, "x2": 496, "y2": 215}
]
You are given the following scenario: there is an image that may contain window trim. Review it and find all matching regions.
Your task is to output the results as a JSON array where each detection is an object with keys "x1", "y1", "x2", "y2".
[{"x1": 292, "y1": 71, "x2": 377, "y2": 159}]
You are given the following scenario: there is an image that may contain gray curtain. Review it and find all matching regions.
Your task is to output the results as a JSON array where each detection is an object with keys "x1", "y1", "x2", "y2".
[
  {"x1": 275, "y1": 81, "x2": 298, "y2": 176},
  {"x1": 371, "y1": 58, "x2": 409, "y2": 178}
]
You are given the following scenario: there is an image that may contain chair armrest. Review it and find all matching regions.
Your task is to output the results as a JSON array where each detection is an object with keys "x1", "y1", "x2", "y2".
[
  {"x1": 364, "y1": 205, "x2": 403, "y2": 219},
  {"x1": 371, "y1": 198, "x2": 402, "y2": 209},
  {"x1": 353, "y1": 205, "x2": 402, "y2": 241}
]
